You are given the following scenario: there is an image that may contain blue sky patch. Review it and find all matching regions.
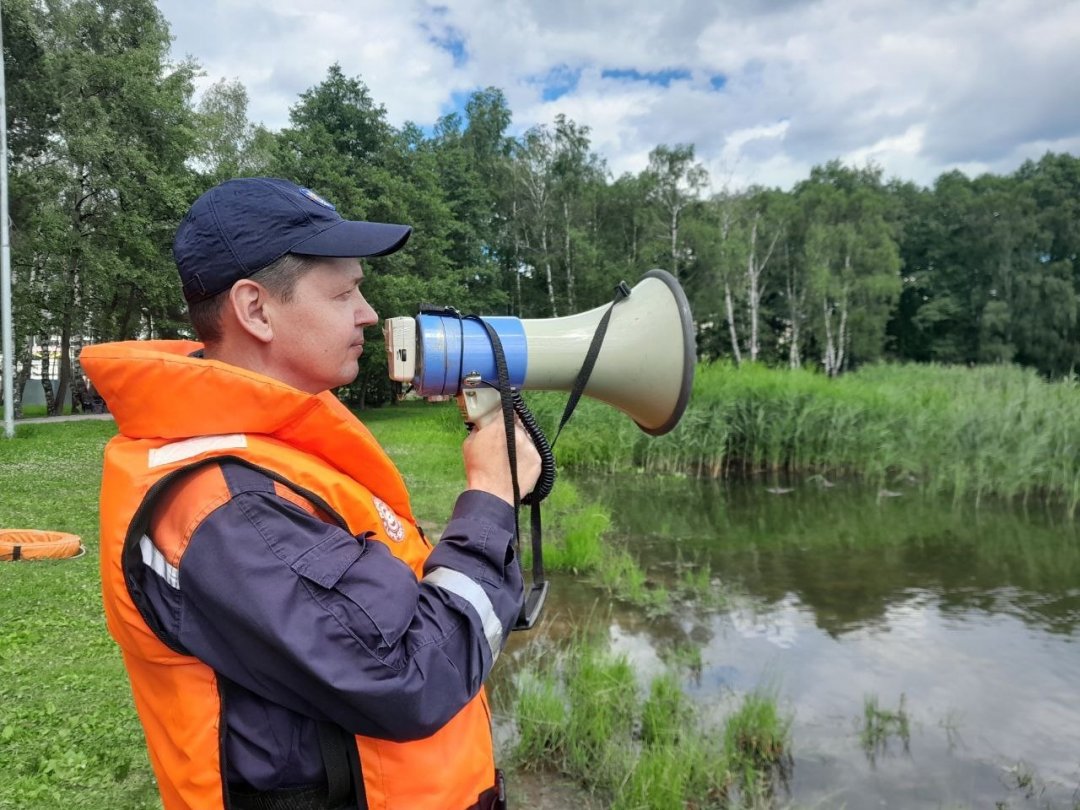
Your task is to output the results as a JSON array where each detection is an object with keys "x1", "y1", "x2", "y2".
[
  {"x1": 422, "y1": 6, "x2": 468, "y2": 68},
  {"x1": 710, "y1": 74, "x2": 728, "y2": 91},
  {"x1": 416, "y1": 88, "x2": 476, "y2": 138},
  {"x1": 530, "y1": 65, "x2": 582, "y2": 102},
  {"x1": 441, "y1": 89, "x2": 473, "y2": 124},
  {"x1": 428, "y1": 28, "x2": 468, "y2": 67},
  {"x1": 601, "y1": 67, "x2": 691, "y2": 87}
]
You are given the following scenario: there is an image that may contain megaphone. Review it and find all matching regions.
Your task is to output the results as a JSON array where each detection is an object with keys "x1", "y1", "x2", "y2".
[{"x1": 383, "y1": 269, "x2": 696, "y2": 433}]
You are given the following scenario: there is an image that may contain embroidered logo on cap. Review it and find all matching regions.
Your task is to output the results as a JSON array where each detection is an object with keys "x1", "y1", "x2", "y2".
[
  {"x1": 373, "y1": 497, "x2": 405, "y2": 542},
  {"x1": 299, "y1": 186, "x2": 337, "y2": 211}
]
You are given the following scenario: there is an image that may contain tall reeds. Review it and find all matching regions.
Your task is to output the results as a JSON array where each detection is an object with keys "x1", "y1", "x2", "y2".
[
  {"x1": 509, "y1": 638, "x2": 790, "y2": 809},
  {"x1": 526, "y1": 362, "x2": 1080, "y2": 513}
]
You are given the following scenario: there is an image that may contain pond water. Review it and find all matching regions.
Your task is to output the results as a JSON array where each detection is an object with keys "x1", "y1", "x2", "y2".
[{"x1": 493, "y1": 474, "x2": 1080, "y2": 809}]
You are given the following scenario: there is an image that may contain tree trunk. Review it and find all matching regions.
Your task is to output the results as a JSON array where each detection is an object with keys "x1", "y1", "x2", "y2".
[
  {"x1": 56, "y1": 253, "x2": 79, "y2": 417},
  {"x1": 116, "y1": 283, "x2": 139, "y2": 341},
  {"x1": 822, "y1": 292, "x2": 849, "y2": 377},
  {"x1": 563, "y1": 199, "x2": 575, "y2": 312},
  {"x1": 39, "y1": 334, "x2": 55, "y2": 414},
  {"x1": 55, "y1": 316, "x2": 73, "y2": 417},
  {"x1": 835, "y1": 254, "x2": 851, "y2": 374},
  {"x1": 837, "y1": 300, "x2": 848, "y2": 373},
  {"x1": 356, "y1": 371, "x2": 367, "y2": 409},
  {"x1": 822, "y1": 300, "x2": 837, "y2": 377},
  {"x1": 745, "y1": 214, "x2": 782, "y2": 365},
  {"x1": 13, "y1": 339, "x2": 33, "y2": 419},
  {"x1": 541, "y1": 226, "x2": 557, "y2": 316},
  {"x1": 747, "y1": 217, "x2": 760, "y2": 363},
  {"x1": 725, "y1": 282, "x2": 743, "y2": 366},
  {"x1": 785, "y1": 241, "x2": 802, "y2": 369},
  {"x1": 511, "y1": 199, "x2": 523, "y2": 314},
  {"x1": 787, "y1": 276, "x2": 802, "y2": 369},
  {"x1": 789, "y1": 319, "x2": 801, "y2": 368},
  {"x1": 670, "y1": 208, "x2": 680, "y2": 279},
  {"x1": 71, "y1": 334, "x2": 89, "y2": 412}
]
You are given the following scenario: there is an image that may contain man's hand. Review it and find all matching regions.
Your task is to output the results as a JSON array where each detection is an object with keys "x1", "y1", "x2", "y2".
[{"x1": 463, "y1": 417, "x2": 542, "y2": 506}]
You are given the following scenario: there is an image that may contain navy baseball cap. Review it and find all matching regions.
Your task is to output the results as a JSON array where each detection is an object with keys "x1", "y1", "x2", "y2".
[{"x1": 173, "y1": 177, "x2": 412, "y2": 303}]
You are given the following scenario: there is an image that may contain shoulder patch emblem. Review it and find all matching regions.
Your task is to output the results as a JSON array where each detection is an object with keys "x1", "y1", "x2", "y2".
[{"x1": 373, "y1": 497, "x2": 405, "y2": 542}]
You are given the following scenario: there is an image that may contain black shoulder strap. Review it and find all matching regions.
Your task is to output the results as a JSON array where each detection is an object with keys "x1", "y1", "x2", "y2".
[{"x1": 551, "y1": 281, "x2": 631, "y2": 448}]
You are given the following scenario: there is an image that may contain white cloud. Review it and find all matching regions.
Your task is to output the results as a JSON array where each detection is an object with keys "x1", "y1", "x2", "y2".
[{"x1": 156, "y1": 0, "x2": 1080, "y2": 189}]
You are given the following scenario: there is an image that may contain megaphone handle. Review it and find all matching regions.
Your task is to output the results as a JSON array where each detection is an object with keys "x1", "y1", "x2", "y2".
[{"x1": 457, "y1": 387, "x2": 503, "y2": 429}]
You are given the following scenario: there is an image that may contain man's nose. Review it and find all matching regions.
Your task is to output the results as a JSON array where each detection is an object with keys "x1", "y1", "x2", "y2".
[{"x1": 357, "y1": 297, "x2": 379, "y2": 326}]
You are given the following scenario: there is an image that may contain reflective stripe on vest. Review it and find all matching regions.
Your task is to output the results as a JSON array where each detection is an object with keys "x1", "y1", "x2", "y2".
[
  {"x1": 424, "y1": 567, "x2": 504, "y2": 662},
  {"x1": 148, "y1": 434, "x2": 248, "y2": 468},
  {"x1": 139, "y1": 534, "x2": 180, "y2": 589}
]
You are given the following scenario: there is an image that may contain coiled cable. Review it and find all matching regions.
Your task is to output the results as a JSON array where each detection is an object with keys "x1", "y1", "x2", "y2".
[{"x1": 512, "y1": 391, "x2": 555, "y2": 504}]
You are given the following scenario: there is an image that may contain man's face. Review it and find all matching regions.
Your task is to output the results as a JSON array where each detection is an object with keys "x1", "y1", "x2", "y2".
[{"x1": 264, "y1": 257, "x2": 378, "y2": 394}]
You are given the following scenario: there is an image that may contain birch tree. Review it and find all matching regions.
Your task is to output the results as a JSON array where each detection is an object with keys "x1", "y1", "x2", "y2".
[
  {"x1": 511, "y1": 126, "x2": 559, "y2": 315},
  {"x1": 645, "y1": 144, "x2": 709, "y2": 280},
  {"x1": 798, "y1": 164, "x2": 901, "y2": 375}
]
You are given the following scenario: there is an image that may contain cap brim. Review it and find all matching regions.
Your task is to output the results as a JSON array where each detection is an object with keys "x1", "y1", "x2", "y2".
[{"x1": 290, "y1": 220, "x2": 412, "y2": 258}]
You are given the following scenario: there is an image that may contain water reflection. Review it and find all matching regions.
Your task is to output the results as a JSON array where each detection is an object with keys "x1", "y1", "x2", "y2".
[
  {"x1": 494, "y1": 475, "x2": 1080, "y2": 809},
  {"x1": 587, "y1": 474, "x2": 1080, "y2": 637}
]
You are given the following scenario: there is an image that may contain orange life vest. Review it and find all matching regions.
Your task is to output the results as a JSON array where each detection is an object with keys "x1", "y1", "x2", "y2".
[{"x1": 82, "y1": 340, "x2": 497, "y2": 810}]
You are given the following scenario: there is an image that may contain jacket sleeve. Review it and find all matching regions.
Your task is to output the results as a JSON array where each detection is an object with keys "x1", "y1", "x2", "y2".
[{"x1": 170, "y1": 488, "x2": 523, "y2": 742}]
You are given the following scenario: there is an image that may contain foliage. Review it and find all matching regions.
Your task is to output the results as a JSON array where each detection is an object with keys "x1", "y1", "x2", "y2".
[
  {"x1": 3, "y1": 0, "x2": 199, "y2": 416},
  {"x1": 723, "y1": 690, "x2": 793, "y2": 798},
  {"x1": 509, "y1": 637, "x2": 798, "y2": 809},
  {"x1": 529, "y1": 360, "x2": 1080, "y2": 513},
  {"x1": 6, "y1": 0, "x2": 1080, "y2": 417}
]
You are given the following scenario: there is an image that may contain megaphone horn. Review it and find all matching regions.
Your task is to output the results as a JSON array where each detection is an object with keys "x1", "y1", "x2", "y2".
[{"x1": 384, "y1": 269, "x2": 696, "y2": 434}]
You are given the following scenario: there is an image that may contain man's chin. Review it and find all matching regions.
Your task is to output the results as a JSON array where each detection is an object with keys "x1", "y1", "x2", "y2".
[{"x1": 337, "y1": 363, "x2": 362, "y2": 389}]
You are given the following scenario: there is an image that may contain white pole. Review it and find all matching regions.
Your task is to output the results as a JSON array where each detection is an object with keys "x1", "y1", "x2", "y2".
[{"x1": 0, "y1": 5, "x2": 13, "y2": 439}]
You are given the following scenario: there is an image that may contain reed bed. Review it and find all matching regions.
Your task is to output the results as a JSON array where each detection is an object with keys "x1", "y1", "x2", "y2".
[
  {"x1": 509, "y1": 637, "x2": 791, "y2": 809},
  {"x1": 526, "y1": 362, "x2": 1080, "y2": 513}
]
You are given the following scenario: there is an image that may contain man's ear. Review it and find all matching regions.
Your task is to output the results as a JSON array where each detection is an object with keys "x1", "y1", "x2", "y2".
[{"x1": 228, "y1": 280, "x2": 274, "y2": 344}]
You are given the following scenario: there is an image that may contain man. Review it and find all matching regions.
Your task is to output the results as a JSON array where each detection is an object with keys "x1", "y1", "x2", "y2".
[{"x1": 82, "y1": 177, "x2": 541, "y2": 810}]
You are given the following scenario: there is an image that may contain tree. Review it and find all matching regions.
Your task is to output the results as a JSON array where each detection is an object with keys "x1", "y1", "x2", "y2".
[
  {"x1": 796, "y1": 163, "x2": 901, "y2": 375},
  {"x1": 510, "y1": 125, "x2": 559, "y2": 315},
  {"x1": 6, "y1": 0, "x2": 197, "y2": 414},
  {"x1": 643, "y1": 144, "x2": 709, "y2": 280},
  {"x1": 193, "y1": 78, "x2": 274, "y2": 183}
]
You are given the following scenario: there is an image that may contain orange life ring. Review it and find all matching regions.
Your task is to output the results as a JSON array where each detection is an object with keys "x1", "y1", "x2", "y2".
[{"x1": 0, "y1": 530, "x2": 84, "y2": 561}]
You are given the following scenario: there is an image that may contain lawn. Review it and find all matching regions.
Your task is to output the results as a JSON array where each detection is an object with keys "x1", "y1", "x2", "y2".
[{"x1": 0, "y1": 403, "x2": 476, "y2": 810}]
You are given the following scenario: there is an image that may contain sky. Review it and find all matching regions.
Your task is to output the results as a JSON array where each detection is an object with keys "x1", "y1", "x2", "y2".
[{"x1": 153, "y1": 0, "x2": 1080, "y2": 192}]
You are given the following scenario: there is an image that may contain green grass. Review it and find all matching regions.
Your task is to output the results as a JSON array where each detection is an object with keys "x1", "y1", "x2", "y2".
[
  {"x1": 525, "y1": 361, "x2": 1080, "y2": 514},
  {"x1": 509, "y1": 637, "x2": 793, "y2": 809},
  {"x1": 724, "y1": 689, "x2": 794, "y2": 801},
  {"x1": 358, "y1": 399, "x2": 470, "y2": 527},
  {"x1": 859, "y1": 693, "x2": 911, "y2": 764},
  {"x1": 0, "y1": 420, "x2": 161, "y2": 809},
  {"x1": 18, "y1": 403, "x2": 75, "y2": 418}
]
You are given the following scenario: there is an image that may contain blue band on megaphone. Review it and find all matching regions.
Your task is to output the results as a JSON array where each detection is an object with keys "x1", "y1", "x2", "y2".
[{"x1": 415, "y1": 314, "x2": 527, "y2": 396}]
